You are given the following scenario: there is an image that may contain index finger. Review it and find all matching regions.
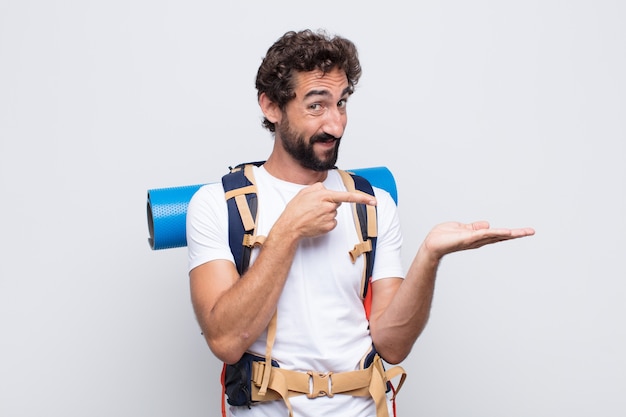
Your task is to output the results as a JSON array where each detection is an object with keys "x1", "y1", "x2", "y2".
[{"x1": 327, "y1": 190, "x2": 377, "y2": 206}]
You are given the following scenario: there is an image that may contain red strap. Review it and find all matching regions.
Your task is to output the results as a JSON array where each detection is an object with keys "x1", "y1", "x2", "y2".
[
  {"x1": 390, "y1": 382, "x2": 398, "y2": 417},
  {"x1": 221, "y1": 363, "x2": 227, "y2": 417},
  {"x1": 363, "y1": 276, "x2": 373, "y2": 320}
]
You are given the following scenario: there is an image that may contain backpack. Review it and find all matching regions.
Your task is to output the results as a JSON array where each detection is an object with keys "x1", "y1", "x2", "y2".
[{"x1": 219, "y1": 162, "x2": 404, "y2": 417}]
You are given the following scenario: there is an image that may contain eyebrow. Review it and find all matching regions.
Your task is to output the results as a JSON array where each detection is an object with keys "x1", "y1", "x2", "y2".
[{"x1": 303, "y1": 86, "x2": 353, "y2": 100}]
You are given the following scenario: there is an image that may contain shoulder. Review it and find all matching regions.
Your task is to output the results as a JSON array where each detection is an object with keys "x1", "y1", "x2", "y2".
[
  {"x1": 373, "y1": 186, "x2": 396, "y2": 210},
  {"x1": 187, "y1": 182, "x2": 229, "y2": 228},
  {"x1": 189, "y1": 182, "x2": 226, "y2": 209}
]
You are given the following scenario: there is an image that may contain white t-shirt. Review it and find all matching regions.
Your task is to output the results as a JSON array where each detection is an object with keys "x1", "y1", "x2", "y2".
[{"x1": 186, "y1": 166, "x2": 404, "y2": 417}]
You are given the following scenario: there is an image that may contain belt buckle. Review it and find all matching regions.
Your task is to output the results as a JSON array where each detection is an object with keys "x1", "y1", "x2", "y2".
[{"x1": 306, "y1": 371, "x2": 334, "y2": 399}]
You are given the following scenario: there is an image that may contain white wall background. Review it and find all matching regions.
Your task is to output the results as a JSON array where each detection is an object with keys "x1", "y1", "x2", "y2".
[{"x1": 1, "y1": 1, "x2": 624, "y2": 416}]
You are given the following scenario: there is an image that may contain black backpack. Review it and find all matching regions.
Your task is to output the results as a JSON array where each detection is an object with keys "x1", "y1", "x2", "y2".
[{"x1": 220, "y1": 161, "x2": 380, "y2": 410}]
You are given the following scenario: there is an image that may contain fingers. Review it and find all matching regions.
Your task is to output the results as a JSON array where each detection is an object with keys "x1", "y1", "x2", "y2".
[
  {"x1": 481, "y1": 226, "x2": 536, "y2": 238},
  {"x1": 468, "y1": 226, "x2": 535, "y2": 251},
  {"x1": 326, "y1": 190, "x2": 377, "y2": 206},
  {"x1": 466, "y1": 221, "x2": 535, "y2": 238},
  {"x1": 301, "y1": 183, "x2": 376, "y2": 206}
]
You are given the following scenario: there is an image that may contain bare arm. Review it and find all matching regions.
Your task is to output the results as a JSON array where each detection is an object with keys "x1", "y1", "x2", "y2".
[
  {"x1": 369, "y1": 221, "x2": 535, "y2": 364},
  {"x1": 190, "y1": 183, "x2": 377, "y2": 364}
]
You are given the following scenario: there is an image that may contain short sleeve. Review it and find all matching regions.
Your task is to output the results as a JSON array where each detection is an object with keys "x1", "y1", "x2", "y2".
[
  {"x1": 186, "y1": 182, "x2": 234, "y2": 273},
  {"x1": 370, "y1": 187, "x2": 405, "y2": 281}
]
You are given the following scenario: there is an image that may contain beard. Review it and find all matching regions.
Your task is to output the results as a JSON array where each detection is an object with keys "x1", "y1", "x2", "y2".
[{"x1": 276, "y1": 118, "x2": 341, "y2": 172}]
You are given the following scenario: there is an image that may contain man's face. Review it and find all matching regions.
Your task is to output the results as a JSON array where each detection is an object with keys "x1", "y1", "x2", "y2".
[{"x1": 275, "y1": 67, "x2": 351, "y2": 171}]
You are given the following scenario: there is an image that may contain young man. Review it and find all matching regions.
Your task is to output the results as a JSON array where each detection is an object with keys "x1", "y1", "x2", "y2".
[{"x1": 186, "y1": 29, "x2": 534, "y2": 417}]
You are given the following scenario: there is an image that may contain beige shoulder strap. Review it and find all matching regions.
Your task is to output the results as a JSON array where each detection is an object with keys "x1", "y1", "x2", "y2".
[{"x1": 337, "y1": 169, "x2": 377, "y2": 299}]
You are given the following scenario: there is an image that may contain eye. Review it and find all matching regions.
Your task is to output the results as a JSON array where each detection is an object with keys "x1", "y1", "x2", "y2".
[
  {"x1": 337, "y1": 98, "x2": 348, "y2": 109},
  {"x1": 309, "y1": 103, "x2": 322, "y2": 111}
]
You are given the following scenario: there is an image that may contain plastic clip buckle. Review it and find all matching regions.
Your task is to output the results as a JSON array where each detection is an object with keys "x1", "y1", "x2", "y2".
[{"x1": 306, "y1": 371, "x2": 334, "y2": 399}]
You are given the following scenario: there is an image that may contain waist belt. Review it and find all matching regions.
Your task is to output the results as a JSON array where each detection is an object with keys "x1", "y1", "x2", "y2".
[{"x1": 249, "y1": 353, "x2": 406, "y2": 417}]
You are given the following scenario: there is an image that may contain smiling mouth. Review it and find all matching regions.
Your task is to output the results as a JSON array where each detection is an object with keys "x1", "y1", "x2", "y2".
[
  {"x1": 313, "y1": 135, "x2": 339, "y2": 145},
  {"x1": 312, "y1": 132, "x2": 341, "y2": 144},
  {"x1": 314, "y1": 139, "x2": 338, "y2": 149}
]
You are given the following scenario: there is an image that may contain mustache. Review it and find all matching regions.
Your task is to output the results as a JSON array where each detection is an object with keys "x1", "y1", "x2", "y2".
[{"x1": 310, "y1": 133, "x2": 341, "y2": 143}]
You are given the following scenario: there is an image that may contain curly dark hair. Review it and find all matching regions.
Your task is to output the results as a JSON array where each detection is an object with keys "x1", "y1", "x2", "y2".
[{"x1": 255, "y1": 29, "x2": 362, "y2": 132}]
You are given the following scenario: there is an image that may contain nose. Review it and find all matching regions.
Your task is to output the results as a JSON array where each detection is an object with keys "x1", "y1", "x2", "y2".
[{"x1": 323, "y1": 106, "x2": 346, "y2": 138}]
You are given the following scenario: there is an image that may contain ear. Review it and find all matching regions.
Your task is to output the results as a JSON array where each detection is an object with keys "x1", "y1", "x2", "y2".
[{"x1": 259, "y1": 92, "x2": 281, "y2": 124}]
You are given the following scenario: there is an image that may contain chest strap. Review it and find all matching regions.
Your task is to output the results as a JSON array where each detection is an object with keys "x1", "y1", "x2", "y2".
[{"x1": 249, "y1": 354, "x2": 406, "y2": 417}]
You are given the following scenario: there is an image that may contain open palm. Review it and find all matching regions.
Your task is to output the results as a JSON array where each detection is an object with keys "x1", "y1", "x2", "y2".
[{"x1": 423, "y1": 221, "x2": 535, "y2": 259}]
